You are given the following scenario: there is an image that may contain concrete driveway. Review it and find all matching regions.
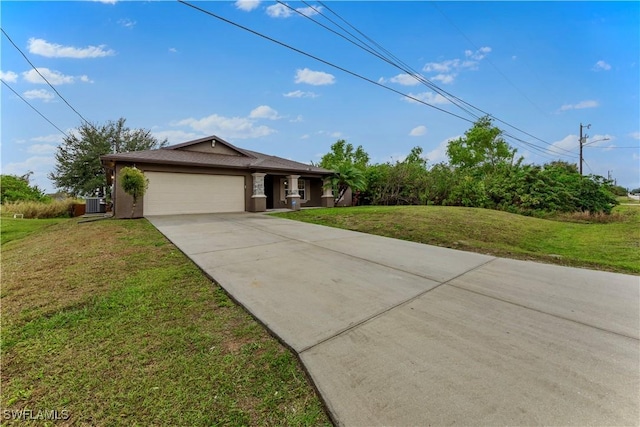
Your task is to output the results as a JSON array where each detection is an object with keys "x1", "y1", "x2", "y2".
[{"x1": 147, "y1": 213, "x2": 639, "y2": 426}]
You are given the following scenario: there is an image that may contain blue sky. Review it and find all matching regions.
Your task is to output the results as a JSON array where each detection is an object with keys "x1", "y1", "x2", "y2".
[{"x1": 2, "y1": 1, "x2": 639, "y2": 193}]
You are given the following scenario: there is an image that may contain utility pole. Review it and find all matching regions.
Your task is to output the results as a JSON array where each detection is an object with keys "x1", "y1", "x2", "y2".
[{"x1": 579, "y1": 123, "x2": 591, "y2": 175}]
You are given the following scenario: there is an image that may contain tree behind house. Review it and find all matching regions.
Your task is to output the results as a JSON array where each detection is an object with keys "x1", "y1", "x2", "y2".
[
  {"x1": 320, "y1": 139, "x2": 370, "y2": 204},
  {"x1": 48, "y1": 118, "x2": 167, "y2": 197}
]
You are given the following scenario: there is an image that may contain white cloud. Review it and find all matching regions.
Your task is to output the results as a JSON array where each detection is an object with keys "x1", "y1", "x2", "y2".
[
  {"x1": 318, "y1": 130, "x2": 342, "y2": 138},
  {"x1": 588, "y1": 133, "x2": 616, "y2": 149},
  {"x1": 169, "y1": 48, "x2": 178, "y2": 53},
  {"x1": 249, "y1": 105, "x2": 281, "y2": 120},
  {"x1": 283, "y1": 90, "x2": 318, "y2": 98},
  {"x1": 265, "y1": 2, "x2": 321, "y2": 18},
  {"x1": 423, "y1": 59, "x2": 460, "y2": 73},
  {"x1": 593, "y1": 60, "x2": 611, "y2": 71},
  {"x1": 22, "y1": 68, "x2": 90, "y2": 85},
  {"x1": 266, "y1": 3, "x2": 292, "y2": 18},
  {"x1": 295, "y1": 68, "x2": 335, "y2": 85},
  {"x1": 31, "y1": 134, "x2": 65, "y2": 143},
  {"x1": 28, "y1": 38, "x2": 115, "y2": 58},
  {"x1": 23, "y1": 89, "x2": 55, "y2": 102},
  {"x1": 118, "y1": 19, "x2": 136, "y2": 29},
  {"x1": 559, "y1": 100, "x2": 599, "y2": 111},
  {"x1": 547, "y1": 133, "x2": 615, "y2": 158},
  {"x1": 389, "y1": 73, "x2": 422, "y2": 86},
  {"x1": 235, "y1": 0, "x2": 260, "y2": 11},
  {"x1": 301, "y1": 134, "x2": 310, "y2": 140},
  {"x1": 296, "y1": 5, "x2": 321, "y2": 17},
  {"x1": 27, "y1": 144, "x2": 57, "y2": 154},
  {"x1": 465, "y1": 46, "x2": 491, "y2": 60},
  {"x1": 409, "y1": 125, "x2": 427, "y2": 137},
  {"x1": 403, "y1": 91, "x2": 450, "y2": 105},
  {"x1": 431, "y1": 74, "x2": 455, "y2": 84},
  {"x1": 151, "y1": 129, "x2": 203, "y2": 145},
  {"x1": 630, "y1": 131, "x2": 640, "y2": 140},
  {"x1": 0, "y1": 70, "x2": 18, "y2": 83},
  {"x1": 550, "y1": 134, "x2": 579, "y2": 152},
  {"x1": 174, "y1": 114, "x2": 276, "y2": 139},
  {"x1": 422, "y1": 47, "x2": 491, "y2": 84},
  {"x1": 426, "y1": 136, "x2": 459, "y2": 165},
  {"x1": 94, "y1": 0, "x2": 117, "y2": 4},
  {"x1": 290, "y1": 115, "x2": 304, "y2": 123}
]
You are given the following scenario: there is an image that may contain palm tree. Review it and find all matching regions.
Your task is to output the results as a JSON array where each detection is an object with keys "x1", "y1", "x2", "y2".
[{"x1": 329, "y1": 162, "x2": 367, "y2": 204}]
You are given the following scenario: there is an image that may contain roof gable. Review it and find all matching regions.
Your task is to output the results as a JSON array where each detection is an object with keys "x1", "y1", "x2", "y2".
[{"x1": 166, "y1": 136, "x2": 255, "y2": 158}]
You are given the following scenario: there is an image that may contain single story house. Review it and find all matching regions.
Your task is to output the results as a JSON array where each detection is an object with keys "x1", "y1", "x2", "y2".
[{"x1": 100, "y1": 135, "x2": 338, "y2": 218}]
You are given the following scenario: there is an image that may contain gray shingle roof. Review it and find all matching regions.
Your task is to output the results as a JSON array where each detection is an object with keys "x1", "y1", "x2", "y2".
[{"x1": 101, "y1": 136, "x2": 332, "y2": 175}]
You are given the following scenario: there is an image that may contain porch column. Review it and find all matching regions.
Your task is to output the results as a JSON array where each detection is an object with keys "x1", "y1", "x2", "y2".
[
  {"x1": 286, "y1": 174, "x2": 301, "y2": 211},
  {"x1": 321, "y1": 177, "x2": 335, "y2": 208},
  {"x1": 250, "y1": 172, "x2": 267, "y2": 212}
]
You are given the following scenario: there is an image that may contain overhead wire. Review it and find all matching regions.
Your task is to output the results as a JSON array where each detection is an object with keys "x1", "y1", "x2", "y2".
[
  {"x1": 181, "y1": 1, "x2": 573, "y2": 161},
  {"x1": 430, "y1": 2, "x2": 549, "y2": 118},
  {"x1": 582, "y1": 158, "x2": 595, "y2": 175},
  {"x1": 301, "y1": 1, "x2": 568, "y2": 160},
  {"x1": 1, "y1": 79, "x2": 69, "y2": 137},
  {"x1": 314, "y1": 0, "x2": 481, "y2": 111},
  {"x1": 1, "y1": 27, "x2": 93, "y2": 128},
  {"x1": 177, "y1": 0, "x2": 475, "y2": 124},
  {"x1": 313, "y1": 0, "x2": 575, "y2": 158},
  {"x1": 584, "y1": 146, "x2": 639, "y2": 149},
  {"x1": 297, "y1": 1, "x2": 483, "y2": 120}
]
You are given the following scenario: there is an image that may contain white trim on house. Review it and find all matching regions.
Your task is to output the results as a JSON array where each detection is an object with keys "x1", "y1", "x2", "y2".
[{"x1": 280, "y1": 178, "x2": 307, "y2": 203}]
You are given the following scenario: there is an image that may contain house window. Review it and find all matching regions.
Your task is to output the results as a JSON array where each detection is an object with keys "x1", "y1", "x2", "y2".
[{"x1": 281, "y1": 179, "x2": 307, "y2": 202}]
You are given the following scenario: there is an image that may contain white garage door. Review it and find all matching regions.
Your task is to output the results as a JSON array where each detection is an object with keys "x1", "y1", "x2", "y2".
[{"x1": 143, "y1": 172, "x2": 245, "y2": 215}]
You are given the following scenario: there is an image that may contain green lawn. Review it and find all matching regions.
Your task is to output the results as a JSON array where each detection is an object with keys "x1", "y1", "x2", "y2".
[
  {"x1": 273, "y1": 205, "x2": 640, "y2": 274},
  {"x1": 1, "y1": 218, "x2": 329, "y2": 426},
  {"x1": 0, "y1": 217, "x2": 67, "y2": 245}
]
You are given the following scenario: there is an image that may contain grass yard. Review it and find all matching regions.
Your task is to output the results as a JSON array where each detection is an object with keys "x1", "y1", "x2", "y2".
[
  {"x1": 0, "y1": 217, "x2": 67, "y2": 245},
  {"x1": 0, "y1": 217, "x2": 329, "y2": 426},
  {"x1": 273, "y1": 205, "x2": 640, "y2": 275}
]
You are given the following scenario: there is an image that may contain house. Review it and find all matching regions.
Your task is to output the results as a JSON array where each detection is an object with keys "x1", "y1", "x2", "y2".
[{"x1": 100, "y1": 135, "x2": 336, "y2": 218}]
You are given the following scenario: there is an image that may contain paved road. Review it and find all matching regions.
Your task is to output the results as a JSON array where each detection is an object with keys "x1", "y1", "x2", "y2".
[{"x1": 147, "y1": 213, "x2": 639, "y2": 426}]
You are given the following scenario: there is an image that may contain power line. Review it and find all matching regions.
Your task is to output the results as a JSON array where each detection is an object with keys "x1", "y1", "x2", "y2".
[
  {"x1": 584, "y1": 146, "x2": 639, "y2": 149},
  {"x1": 178, "y1": 0, "x2": 474, "y2": 123},
  {"x1": 1, "y1": 79, "x2": 69, "y2": 137},
  {"x1": 303, "y1": 1, "x2": 575, "y2": 158},
  {"x1": 582, "y1": 158, "x2": 595, "y2": 175},
  {"x1": 180, "y1": 1, "x2": 574, "y2": 160},
  {"x1": 430, "y1": 2, "x2": 549, "y2": 117},
  {"x1": 1, "y1": 27, "x2": 93, "y2": 128},
  {"x1": 306, "y1": 1, "x2": 484, "y2": 120}
]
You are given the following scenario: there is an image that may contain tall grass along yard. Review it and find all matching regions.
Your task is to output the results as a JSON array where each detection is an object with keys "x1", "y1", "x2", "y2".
[
  {"x1": 0, "y1": 217, "x2": 329, "y2": 426},
  {"x1": 273, "y1": 202, "x2": 640, "y2": 275}
]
